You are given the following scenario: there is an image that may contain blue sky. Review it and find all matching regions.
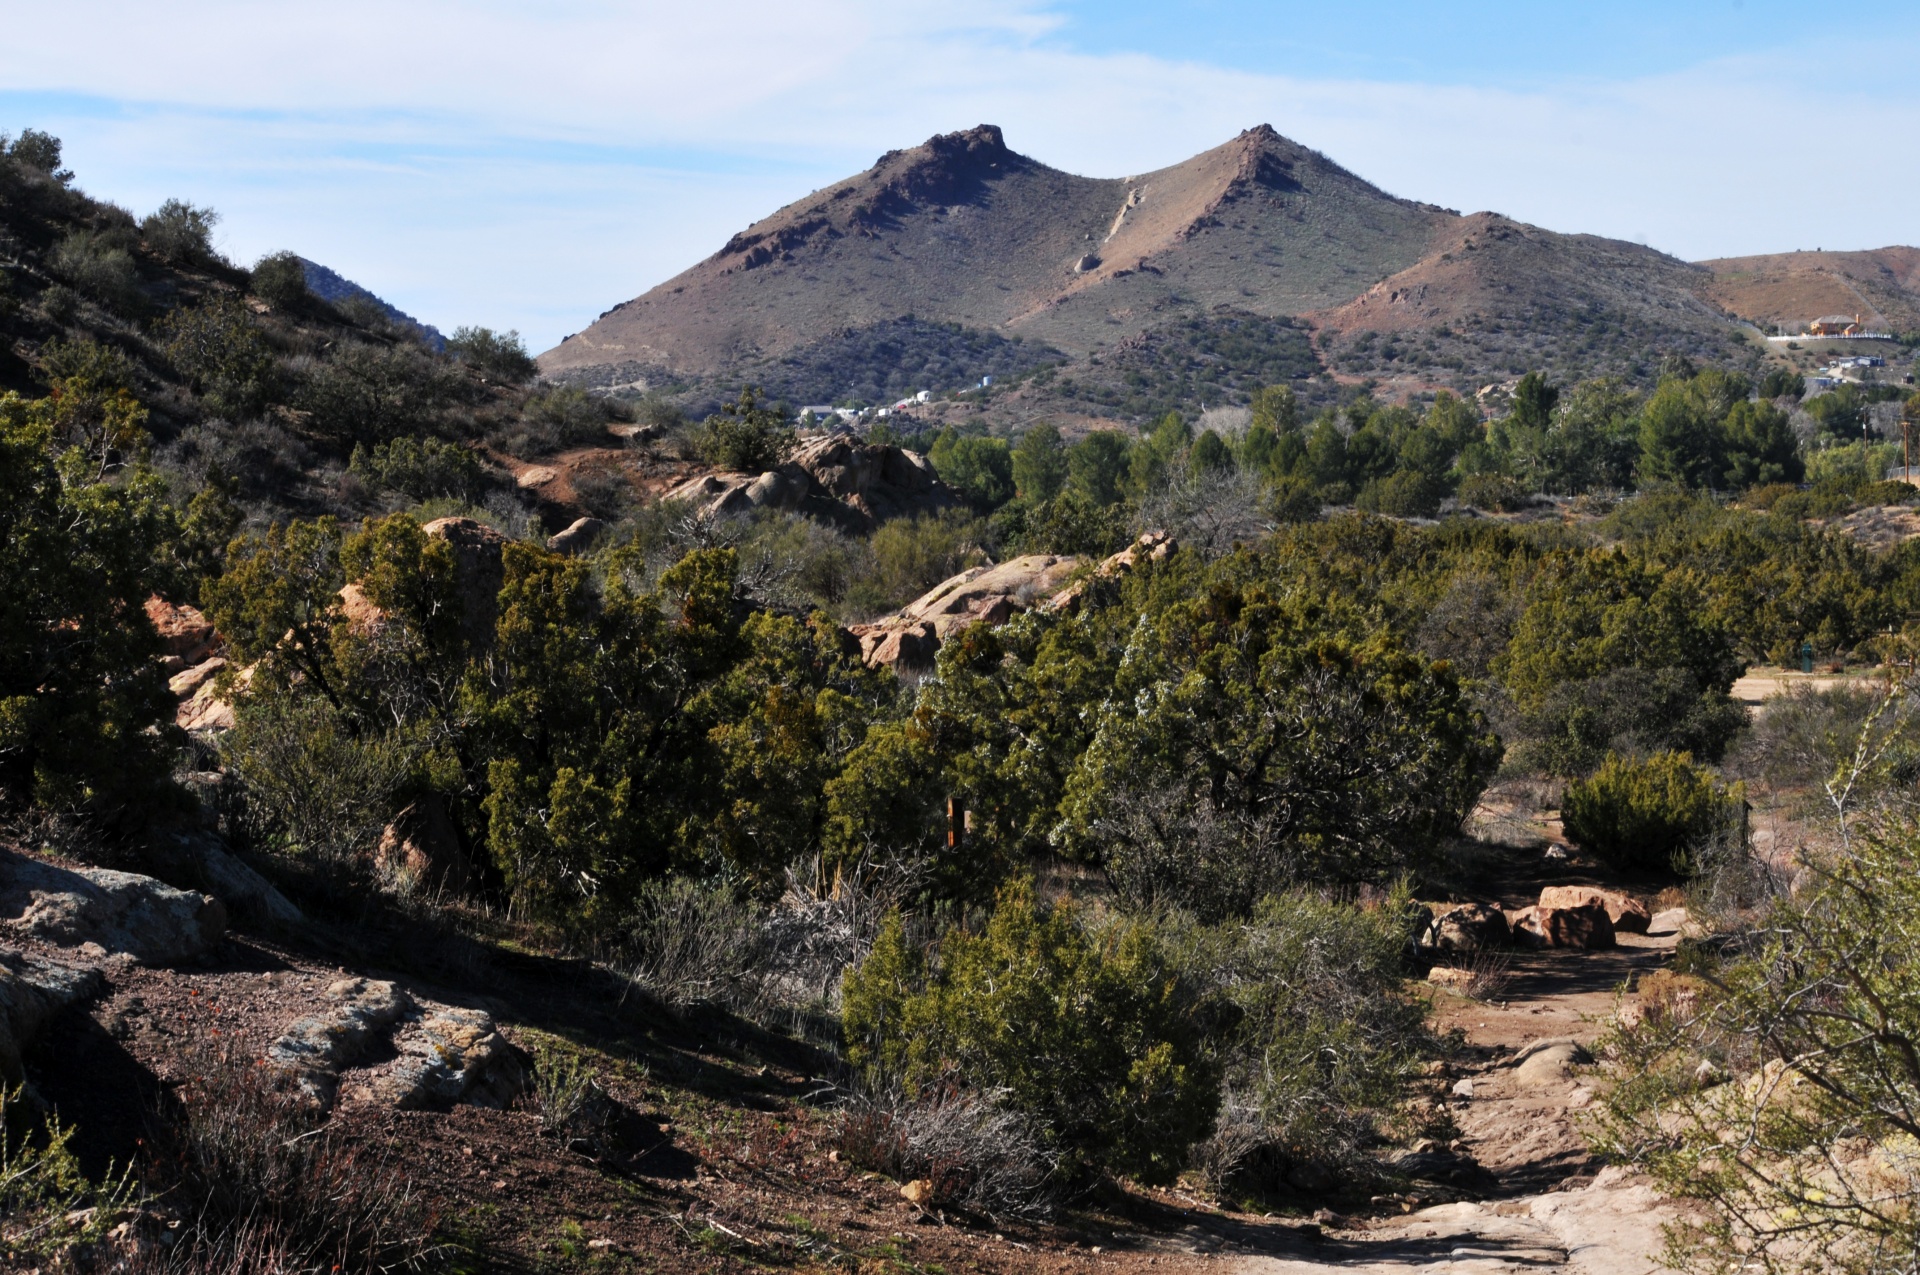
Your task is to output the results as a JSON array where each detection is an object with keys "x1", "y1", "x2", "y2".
[{"x1": 2, "y1": 1, "x2": 1914, "y2": 352}]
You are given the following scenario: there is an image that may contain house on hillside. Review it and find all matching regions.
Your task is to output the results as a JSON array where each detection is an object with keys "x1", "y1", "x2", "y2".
[{"x1": 1810, "y1": 315, "x2": 1865, "y2": 337}]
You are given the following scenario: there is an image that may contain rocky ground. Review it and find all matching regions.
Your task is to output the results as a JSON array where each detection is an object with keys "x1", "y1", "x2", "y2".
[{"x1": 0, "y1": 776, "x2": 1701, "y2": 1274}]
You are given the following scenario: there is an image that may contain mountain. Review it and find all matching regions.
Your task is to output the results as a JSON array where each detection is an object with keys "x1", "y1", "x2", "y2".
[
  {"x1": 539, "y1": 125, "x2": 1444, "y2": 388},
  {"x1": 541, "y1": 123, "x2": 1903, "y2": 419},
  {"x1": 299, "y1": 257, "x2": 446, "y2": 350},
  {"x1": 1693, "y1": 247, "x2": 1920, "y2": 336}
]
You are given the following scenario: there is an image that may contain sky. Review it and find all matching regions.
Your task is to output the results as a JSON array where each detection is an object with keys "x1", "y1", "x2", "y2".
[{"x1": 2, "y1": 1, "x2": 1914, "y2": 353}]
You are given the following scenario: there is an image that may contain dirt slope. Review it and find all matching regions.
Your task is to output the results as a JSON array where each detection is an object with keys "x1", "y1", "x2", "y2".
[
  {"x1": 1696, "y1": 246, "x2": 1920, "y2": 334},
  {"x1": 539, "y1": 124, "x2": 1445, "y2": 380}
]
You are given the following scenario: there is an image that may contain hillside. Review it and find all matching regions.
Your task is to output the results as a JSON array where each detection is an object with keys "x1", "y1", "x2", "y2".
[
  {"x1": 540, "y1": 124, "x2": 1445, "y2": 388},
  {"x1": 1309, "y1": 213, "x2": 1756, "y2": 391},
  {"x1": 541, "y1": 124, "x2": 1799, "y2": 417},
  {"x1": 1694, "y1": 246, "x2": 1920, "y2": 336}
]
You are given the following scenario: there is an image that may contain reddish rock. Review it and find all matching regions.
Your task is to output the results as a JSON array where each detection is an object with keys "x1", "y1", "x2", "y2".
[
  {"x1": 144, "y1": 595, "x2": 219, "y2": 664},
  {"x1": 1537, "y1": 886, "x2": 1650, "y2": 934},
  {"x1": 1509, "y1": 902, "x2": 1615, "y2": 950},
  {"x1": 1046, "y1": 531, "x2": 1176, "y2": 613},
  {"x1": 167, "y1": 657, "x2": 226, "y2": 700},
  {"x1": 850, "y1": 554, "x2": 1083, "y2": 673},
  {"x1": 661, "y1": 436, "x2": 963, "y2": 532}
]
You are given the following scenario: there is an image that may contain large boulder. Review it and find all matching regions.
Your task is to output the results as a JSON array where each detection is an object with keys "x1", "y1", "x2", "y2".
[
  {"x1": 0, "y1": 852, "x2": 226, "y2": 966},
  {"x1": 1419, "y1": 902, "x2": 1510, "y2": 953},
  {"x1": 146, "y1": 830, "x2": 304, "y2": 927},
  {"x1": 1538, "y1": 885, "x2": 1650, "y2": 934},
  {"x1": 546, "y1": 516, "x2": 608, "y2": 556},
  {"x1": 662, "y1": 435, "x2": 964, "y2": 532},
  {"x1": 144, "y1": 595, "x2": 220, "y2": 665},
  {"x1": 1047, "y1": 531, "x2": 1176, "y2": 612},
  {"x1": 1508, "y1": 902, "x2": 1615, "y2": 950},
  {"x1": 849, "y1": 554, "x2": 1083, "y2": 672}
]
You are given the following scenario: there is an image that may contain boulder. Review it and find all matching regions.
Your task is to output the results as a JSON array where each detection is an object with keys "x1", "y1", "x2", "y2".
[
  {"x1": 167, "y1": 657, "x2": 226, "y2": 700},
  {"x1": 849, "y1": 554, "x2": 1083, "y2": 673},
  {"x1": 0, "y1": 851, "x2": 226, "y2": 966},
  {"x1": 1046, "y1": 531, "x2": 1175, "y2": 612},
  {"x1": 1512, "y1": 1037, "x2": 1593, "y2": 1088},
  {"x1": 1426, "y1": 966, "x2": 1476, "y2": 992},
  {"x1": 546, "y1": 516, "x2": 608, "y2": 556},
  {"x1": 1537, "y1": 885, "x2": 1650, "y2": 934},
  {"x1": 1508, "y1": 902, "x2": 1615, "y2": 950},
  {"x1": 147, "y1": 830, "x2": 304, "y2": 927},
  {"x1": 662, "y1": 436, "x2": 963, "y2": 532},
  {"x1": 144, "y1": 596, "x2": 219, "y2": 664},
  {"x1": 1420, "y1": 902, "x2": 1510, "y2": 953},
  {"x1": 268, "y1": 977, "x2": 416, "y2": 1105},
  {"x1": 0, "y1": 953, "x2": 103, "y2": 1086}
]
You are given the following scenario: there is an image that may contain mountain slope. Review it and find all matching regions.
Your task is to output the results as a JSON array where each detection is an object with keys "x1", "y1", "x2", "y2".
[
  {"x1": 1694, "y1": 247, "x2": 1920, "y2": 335},
  {"x1": 1310, "y1": 213, "x2": 1753, "y2": 387},
  {"x1": 540, "y1": 124, "x2": 1445, "y2": 381}
]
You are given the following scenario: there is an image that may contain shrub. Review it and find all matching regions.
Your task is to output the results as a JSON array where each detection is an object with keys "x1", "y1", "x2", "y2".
[
  {"x1": 5, "y1": 129, "x2": 68, "y2": 179},
  {"x1": 1357, "y1": 468, "x2": 1445, "y2": 518},
  {"x1": 1456, "y1": 472, "x2": 1532, "y2": 512},
  {"x1": 620, "y1": 876, "x2": 770, "y2": 1013},
  {"x1": 249, "y1": 251, "x2": 309, "y2": 309},
  {"x1": 295, "y1": 342, "x2": 455, "y2": 448},
  {"x1": 842, "y1": 882, "x2": 1219, "y2": 1186},
  {"x1": 498, "y1": 385, "x2": 620, "y2": 455},
  {"x1": 146, "y1": 1043, "x2": 438, "y2": 1271},
  {"x1": 140, "y1": 198, "x2": 219, "y2": 264},
  {"x1": 692, "y1": 389, "x2": 794, "y2": 473},
  {"x1": 533, "y1": 1048, "x2": 611, "y2": 1153},
  {"x1": 1561, "y1": 750, "x2": 1734, "y2": 874},
  {"x1": 1266, "y1": 474, "x2": 1321, "y2": 523},
  {"x1": 349, "y1": 436, "x2": 491, "y2": 503},
  {"x1": 157, "y1": 294, "x2": 280, "y2": 419},
  {"x1": 0, "y1": 1085, "x2": 139, "y2": 1263},
  {"x1": 446, "y1": 325, "x2": 538, "y2": 385},
  {"x1": 855, "y1": 510, "x2": 990, "y2": 615},
  {"x1": 835, "y1": 1087, "x2": 1057, "y2": 1217},
  {"x1": 49, "y1": 228, "x2": 143, "y2": 313}
]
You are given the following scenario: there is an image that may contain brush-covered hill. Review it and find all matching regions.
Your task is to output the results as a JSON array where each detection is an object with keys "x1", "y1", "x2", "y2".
[
  {"x1": 1694, "y1": 246, "x2": 1920, "y2": 337},
  {"x1": 540, "y1": 124, "x2": 1448, "y2": 395},
  {"x1": 543, "y1": 123, "x2": 1794, "y2": 418}
]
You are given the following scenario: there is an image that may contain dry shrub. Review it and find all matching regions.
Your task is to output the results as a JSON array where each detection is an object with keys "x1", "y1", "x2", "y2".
[
  {"x1": 1190, "y1": 1097, "x2": 1267, "y2": 1197},
  {"x1": 834, "y1": 1086, "x2": 1056, "y2": 1219},
  {"x1": 533, "y1": 1049, "x2": 610, "y2": 1155},
  {"x1": 1462, "y1": 949, "x2": 1513, "y2": 1002},
  {"x1": 138, "y1": 1044, "x2": 439, "y2": 1273}
]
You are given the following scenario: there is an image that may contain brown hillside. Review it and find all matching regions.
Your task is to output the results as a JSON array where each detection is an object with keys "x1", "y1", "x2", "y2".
[
  {"x1": 539, "y1": 124, "x2": 1445, "y2": 380},
  {"x1": 1694, "y1": 247, "x2": 1920, "y2": 334},
  {"x1": 1308, "y1": 213, "x2": 1749, "y2": 388}
]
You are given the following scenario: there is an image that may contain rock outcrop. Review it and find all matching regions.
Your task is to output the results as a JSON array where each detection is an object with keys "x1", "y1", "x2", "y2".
[
  {"x1": 1419, "y1": 902, "x2": 1510, "y2": 953},
  {"x1": 147, "y1": 830, "x2": 304, "y2": 927},
  {"x1": 1537, "y1": 886, "x2": 1650, "y2": 935},
  {"x1": 663, "y1": 435, "x2": 963, "y2": 532},
  {"x1": 375, "y1": 795, "x2": 474, "y2": 894},
  {"x1": 547, "y1": 516, "x2": 608, "y2": 556},
  {"x1": 266, "y1": 976, "x2": 525, "y2": 1111},
  {"x1": 1509, "y1": 902, "x2": 1615, "y2": 950},
  {"x1": 0, "y1": 851, "x2": 227, "y2": 966},
  {"x1": 145, "y1": 595, "x2": 219, "y2": 667},
  {"x1": 849, "y1": 554, "x2": 1083, "y2": 672}
]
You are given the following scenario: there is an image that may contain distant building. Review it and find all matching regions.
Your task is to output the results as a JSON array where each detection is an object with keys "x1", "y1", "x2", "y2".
[
  {"x1": 798, "y1": 405, "x2": 837, "y2": 420},
  {"x1": 1810, "y1": 315, "x2": 1865, "y2": 337}
]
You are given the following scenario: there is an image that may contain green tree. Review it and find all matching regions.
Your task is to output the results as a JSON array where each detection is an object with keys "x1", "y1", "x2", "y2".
[
  {"x1": 1719, "y1": 399, "x2": 1803, "y2": 489},
  {"x1": 928, "y1": 431, "x2": 1014, "y2": 509},
  {"x1": 1067, "y1": 430, "x2": 1132, "y2": 506},
  {"x1": 692, "y1": 388, "x2": 795, "y2": 473},
  {"x1": 140, "y1": 199, "x2": 220, "y2": 265},
  {"x1": 446, "y1": 326, "x2": 538, "y2": 385},
  {"x1": 1189, "y1": 428, "x2": 1233, "y2": 473},
  {"x1": 0, "y1": 389, "x2": 181, "y2": 816},
  {"x1": 157, "y1": 294, "x2": 280, "y2": 419},
  {"x1": 1560, "y1": 749, "x2": 1732, "y2": 874},
  {"x1": 250, "y1": 251, "x2": 310, "y2": 309},
  {"x1": 1011, "y1": 422, "x2": 1067, "y2": 503}
]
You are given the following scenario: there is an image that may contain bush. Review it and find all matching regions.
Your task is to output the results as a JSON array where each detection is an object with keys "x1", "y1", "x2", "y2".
[
  {"x1": 295, "y1": 342, "x2": 455, "y2": 448},
  {"x1": 147, "y1": 1042, "x2": 438, "y2": 1271},
  {"x1": 0, "y1": 1085, "x2": 139, "y2": 1264},
  {"x1": 349, "y1": 436, "x2": 491, "y2": 503},
  {"x1": 1456, "y1": 473, "x2": 1532, "y2": 512},
  {"x1": 157, "y1": 293, "x2": 280, "y2": 419},
  {"x1": 692, "y1": 389, "x2": 794, "y2": 473},
  {"x1": 929, "y1": 432, "x2": 1014, "y2": 509},
  {"x1": 49, "y1": 228, "x2": 143, "y2": 313},
  {"x1": 1357, "y1": 469, "x2": 1445, "y2": 518},
  {"x1": 842, "y1": 882, "x2": 1219, "y2": 1186},
  {"x1": 497, "y1": 385, "x2": 620, "y2": 455},
  {"x1": 250, "y1": 251, "x2": 309, "y2": 309},
  {"x1": 140, "y1": 198, "x2": 219, "y2": 264},
  {"x1": 446, "y1": 325, "x2": 537, "y2": 385},
  {"x1": 619, "y1": 876, "x2": 770, "y2": 1013},
  {"x1": 1561, "y1": 750, "x2": 1734, "y2": 874},
  {"x1": 1266, "y1": 475, "x2": 1321, "y2": 523},
  {"x1": 835, "y1": 1087, "x2": 1056, "y2": 1218},
  {"x1": 855, "y1": 510, "x2": 990, "y2": 615}
]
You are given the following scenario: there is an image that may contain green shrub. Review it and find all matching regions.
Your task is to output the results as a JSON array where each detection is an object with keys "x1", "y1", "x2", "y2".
[
  {"x1": 1857, "y1": 479, "x2": 1918, "y2": 506},
  {"x1": 1266, "y1": 474, "x2": 1321, "y2": 523},
  {"x1": 855, "y1": 509, "x2": 989, "y2": 615},
  {"x1": 140, "y1": 198, "x2": 219, "y2": 264},
  {"x1": 842, "y1": 882, "x2": 1220, "y2": 1186},
  {"x1": 295, "y1": 342, "x2": 455, "y2": 447},
  {"x1": 1457, "y1": 472, "x2": 1532, "y2": 512},
  {"x1": 1356, "y1": 469, "x2": 1444, "y2": 518},
  {"x1": 499, "y1": 385, "x2": 622, "y2": 455},
  {"x1": 0, "y1": 1086, "x2": 139, "y2": 1263},
  {"x1": 693, "y1": 389, "x2": 794, "y2": 473},
  {"x1": 929, "y1": 431, "x2": 1014, "y2": 509},
  {"x1": 1805, "y1": 440, "x2": 1897, "y2": 488},
  {"x1": 447, "y1": 325, "x2": 538, "y2": 385},
  {"x1": 1561, "y1": 750, "x2": 1734, "y2": 874},
  {"x1": 349, "y1": 436, "x2": 490, "y2": 503},
  {"x1": 250, "y1": 251, "x2": 309, "y2": 309},
  {"x1": 49, "y1": 228, "x2": 142, "y2": 313},
  {"x1": 158, "y1": 293, "x2": 280, "y2": 419}
]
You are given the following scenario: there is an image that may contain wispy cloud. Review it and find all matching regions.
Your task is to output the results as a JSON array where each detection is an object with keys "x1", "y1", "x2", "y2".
[{"x1": 4, "y1": 3, "x2": 1914, "y2": 349}]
